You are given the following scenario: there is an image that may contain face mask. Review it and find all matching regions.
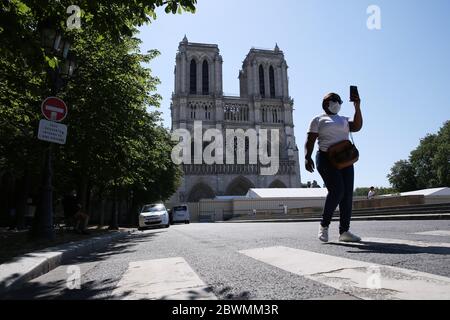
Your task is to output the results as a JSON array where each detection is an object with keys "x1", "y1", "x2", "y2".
[{"x1": 328, "y1": 101, "x2": 341, "y2": 114}]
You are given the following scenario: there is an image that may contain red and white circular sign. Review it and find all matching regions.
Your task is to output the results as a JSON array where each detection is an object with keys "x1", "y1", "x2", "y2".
[{"x1": 41, "y1": 97, "x2": 68, "y2": 122}]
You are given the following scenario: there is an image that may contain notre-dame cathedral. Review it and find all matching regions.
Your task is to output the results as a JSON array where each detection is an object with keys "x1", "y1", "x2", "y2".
[{"x1": 169, "y1": 36, "x2": 301, "y2": 204}]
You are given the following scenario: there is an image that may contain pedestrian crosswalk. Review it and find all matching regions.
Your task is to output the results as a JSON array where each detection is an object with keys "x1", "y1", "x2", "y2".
[
  {"x1": 239, "y1": 245, "x2": 450, "y2": 300},
  {"x1": 412, "y1": 230, "x2": 450, "y2": 237},
  {"x1": 330, "y1": 236, "x2": 450, "y2": 252},
  {"x1": 111, "y1": 257, "x2": 217, "y2": 300},
  {"x1": 109, "y1": 233, "x2": 450, "y2": 300}
]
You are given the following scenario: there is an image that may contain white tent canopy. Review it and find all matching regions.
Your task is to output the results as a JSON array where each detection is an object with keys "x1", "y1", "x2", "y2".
[
  {"x1": 396, "y1": 187, "x2": 450, "y2": 197},
  {"x1": 247, "y1": 187, "x2": 450, "y2": 200},
  {"x1": 246, "y1": 188, "x2": 329, "y2": 199}
]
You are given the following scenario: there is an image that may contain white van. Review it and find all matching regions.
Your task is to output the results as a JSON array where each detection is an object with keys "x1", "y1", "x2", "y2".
[{"x1": 172, "y1": 205, "x2": 190, "y2": 224}]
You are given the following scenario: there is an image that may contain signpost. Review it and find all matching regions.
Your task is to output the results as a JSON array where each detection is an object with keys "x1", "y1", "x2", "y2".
[
  {"x1": 35, "y1": 97, "x2": 68, "y2": 240},
  {"x1": 38, "y1": 97, "x2": 68, "y2": 145}
]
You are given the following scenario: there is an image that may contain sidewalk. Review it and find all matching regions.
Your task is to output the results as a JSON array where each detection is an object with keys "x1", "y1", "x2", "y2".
[
  {"x1": 0, "y1": 226, "x2": 117, "y2": 264},
  {"x1": 0, "y1": 226, "x2": 136, "y2": 295},
  {"x1": 223, "y1": 213, "x2": 450, "y2": 223}
]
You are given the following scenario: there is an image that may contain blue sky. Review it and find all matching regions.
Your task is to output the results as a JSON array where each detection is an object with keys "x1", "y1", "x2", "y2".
[{"x1": 138, "y1": 0, "x2": 450, "y2": 188}]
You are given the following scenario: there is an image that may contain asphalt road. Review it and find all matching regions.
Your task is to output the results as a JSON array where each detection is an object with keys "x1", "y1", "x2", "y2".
[{"x1": 4, "y1": 220, "x2": 450, "y2": 300}]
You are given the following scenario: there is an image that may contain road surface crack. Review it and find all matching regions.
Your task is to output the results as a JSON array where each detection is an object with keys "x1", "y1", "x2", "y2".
[{"x1": 309, "y1": 267, "x2": 366, "y2": 277}]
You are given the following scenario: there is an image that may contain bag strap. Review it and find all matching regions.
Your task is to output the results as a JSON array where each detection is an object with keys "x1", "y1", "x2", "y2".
[{"x1": 350, "y1": 132, "x2": 356, "y2": 146}]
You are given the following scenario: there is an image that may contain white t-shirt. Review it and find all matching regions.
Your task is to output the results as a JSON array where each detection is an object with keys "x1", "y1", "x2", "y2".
[{"x1": 308, "y1": 114, "x2": 350, "y2": 152}]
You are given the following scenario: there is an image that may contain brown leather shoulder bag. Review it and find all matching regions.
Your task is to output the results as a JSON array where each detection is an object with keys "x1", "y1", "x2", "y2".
[{"x1": 327, "y1": 134, "x2": 359, "y2": 169}]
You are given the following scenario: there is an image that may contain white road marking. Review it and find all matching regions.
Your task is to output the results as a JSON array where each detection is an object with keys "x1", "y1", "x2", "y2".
[
  {"x1": 111, "y1": 257, "x2": 216, "y2": 300},
  {"x1": 336, "y1": 237, "x2": 450, "y2": 250},
  {"x1": 412, "y1": 230, "x2": 450, "y2": 237},
  {"x1": 239, "y1": 246, "x2": 450, "y2": 300}
]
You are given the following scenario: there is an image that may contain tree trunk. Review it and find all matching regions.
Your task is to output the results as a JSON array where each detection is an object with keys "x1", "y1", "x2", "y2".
[
  {"x1": 2, "y1": 171, "x2": 15, "y2": 228},
  {"x1": 118, "y1": 189, "x2": 124, "y2": 227},
  {"x1": 99, "y1": 194, "x2": 105, "y2": 227},
  {"x1": 129, "y1": 190, "x2": 139, "y2": 227},
  {"x1": 15, "y1": 170, "x2": 31, "y2": 230},
  {"x1": 86, "y1": 181, "x2": 92, "y2": 214},
  {"x1": 79, "y1": 175, "x2": 89, "y2": 212},
  {"x1": 109, "y1": 186, "x2": 119, "y2": 230}
]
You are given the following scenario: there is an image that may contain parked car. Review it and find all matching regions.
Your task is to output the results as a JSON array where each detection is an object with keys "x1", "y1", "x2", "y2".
[
  {"x1": 172, "y1": 205, "x2": 190, "y2": 224},
  {"x1": 138, "y1": 203, "x2": 170, "y2": 230}
]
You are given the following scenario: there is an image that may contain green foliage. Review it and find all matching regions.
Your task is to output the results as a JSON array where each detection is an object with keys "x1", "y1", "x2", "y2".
[
  {"x1": 354, "y1": 187, "x2": 397, "y2": 197},
  {"x1": 2, "y1": 0, "x2": 197, "y2": 39},
  {"x1": 410, "y1": 121, "x2": 450, "y2": 189},
  {"x1": 387, "y1": 121, "x2": 450, "y2": 192},
  {"x1": 0, "y1": 0, "x2": 195, "y2": 222},
  {"x1": 433, "y1": 122, "x2": 450, "y2": 187},
  {"x1": 387, "y1": 160, "x2": 418, "y2": 192},
  {"x1": 51, "y1": 22, "x2": 183, "y2": 204}
]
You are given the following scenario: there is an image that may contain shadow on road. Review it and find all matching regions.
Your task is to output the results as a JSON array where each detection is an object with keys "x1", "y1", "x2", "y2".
[
  {"x1": 69, "y1": 231, "x2": 162, "y2": 264},
  {"x1": 2, "y1": 278, "x2": 126, "y2": 300},
  {"x1": 215, "y1": 286, "x2": 252, "y2": 300},
  {"x1": 325, "y1": 240, "x2": 450, "y2": 255},
  {"x1": 1, "y1": 231, "x2": 162, "y2": 300},
  {"x1": 155, "y1": 287, "x2": 218, "y2": 301}
]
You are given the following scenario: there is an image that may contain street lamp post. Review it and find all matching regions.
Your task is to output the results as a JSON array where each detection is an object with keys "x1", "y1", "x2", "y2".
[{"x1": 33, "y1": 27, "x2": 76, "y2": 240}]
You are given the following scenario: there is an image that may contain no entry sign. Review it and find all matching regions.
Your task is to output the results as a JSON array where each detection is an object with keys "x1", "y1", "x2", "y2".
[{"x1": 41, "y1": 97, "x2": 68, "y2": 122}]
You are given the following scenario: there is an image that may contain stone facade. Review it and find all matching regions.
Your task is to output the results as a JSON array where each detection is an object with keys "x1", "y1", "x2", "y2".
[{"x1": 169, "y1": 37, "x2": 301, "y2": 204}]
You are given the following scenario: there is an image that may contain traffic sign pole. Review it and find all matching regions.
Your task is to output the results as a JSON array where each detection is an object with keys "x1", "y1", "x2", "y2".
[
  {"x1": 34, "y1": 97, "x2": 68, "y2": 240},
  {"x1": 35, "y1": 144, "x2": 54, "y2": 240}
]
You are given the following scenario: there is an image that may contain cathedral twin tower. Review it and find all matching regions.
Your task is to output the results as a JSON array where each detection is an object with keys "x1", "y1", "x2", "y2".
[{"x1": 170, "y1": 36, "x2": 301, "y2": 204}]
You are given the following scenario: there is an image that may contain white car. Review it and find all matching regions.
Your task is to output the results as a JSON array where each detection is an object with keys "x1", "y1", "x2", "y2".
[
  {"x1": 138, "y1": 203, "x2": 170, "y2": 230},
  {"x1": 172, "y1": 205, "x2": 190, "y2": 224}
]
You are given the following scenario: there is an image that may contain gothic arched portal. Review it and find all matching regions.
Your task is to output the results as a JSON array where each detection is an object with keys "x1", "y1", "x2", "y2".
[
  {"x1": 187, "y1": 183, "x2": 215, "y2": 202},
  {"x1": 225, "y1": 176, "x2": 255, "y2": 196},
  {"x1": 269, "y1": 180, "x2": 287, "y2": 188}
]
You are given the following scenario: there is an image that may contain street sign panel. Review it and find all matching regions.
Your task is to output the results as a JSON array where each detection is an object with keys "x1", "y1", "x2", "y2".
[
  {"x1": 41, "y1": 97, "x2": 68, "y2": 122},
  {"x1": 38, "y1": 119, "x2": 68, "y2": 145}
]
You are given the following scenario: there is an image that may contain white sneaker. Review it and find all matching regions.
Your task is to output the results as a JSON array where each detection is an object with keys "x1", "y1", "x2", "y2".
[
  {"x1": 339, "y1": 231, "x2": 362, "y2": 243},
  {"x1": 318, "y1": 225, "x2": 329, "y2": 242}
]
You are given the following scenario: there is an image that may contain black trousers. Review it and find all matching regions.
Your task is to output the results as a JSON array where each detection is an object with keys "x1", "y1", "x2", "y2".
[{"x1": 316, "y1": 151, "x2": 354, "y2": 234}]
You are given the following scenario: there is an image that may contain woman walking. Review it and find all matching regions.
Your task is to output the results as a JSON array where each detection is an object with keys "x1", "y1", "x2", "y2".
[{"x1": 304, "y1": 92, "x2": 363, "y2": 242}]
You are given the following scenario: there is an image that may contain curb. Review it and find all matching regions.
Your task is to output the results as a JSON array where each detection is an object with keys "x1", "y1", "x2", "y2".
[
  {"x1": 0, "y1": 229, "x2": 135, "y2": 295},
  {"x1": 222, "y1": 213, "x2": 450, "y2": 224}
]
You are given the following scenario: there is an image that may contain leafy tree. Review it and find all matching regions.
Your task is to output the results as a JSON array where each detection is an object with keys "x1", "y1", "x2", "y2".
[
  {"x1": 51, "y1": 26, "x2": 183, "y2": 228},
  {"x1": 354, "y1": 187, "x2": 396, "y2": 197},
  {"x1": 387, "y1": 160, "x2": 418, "y2": 192},
  {"x1": 433, "y1": 121, "x2": 450, "y2": 187},
  {"x1": 1, "y1": 1, "x2": 197, "y2": 52},
  {"x1": 54, "y1": 30, "x2": 160, "y2": 194},
  {"x1": 410, "y1": 134, "x2": 440, "y2": 189},
  {"x1": 410, "y1": 121, "x2": 450, "y2": 189},
  {"x1": 0, "y1": 0, "x2": 196, "y2": 228},
  {"x1": 387, "y1": 121, "x2": 449, "y2": 192}
]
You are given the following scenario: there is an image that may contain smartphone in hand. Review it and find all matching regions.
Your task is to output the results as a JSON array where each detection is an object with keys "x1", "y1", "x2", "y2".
[{"x1": 350, "y1": 86, "x2": 360, "y2": 102}]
